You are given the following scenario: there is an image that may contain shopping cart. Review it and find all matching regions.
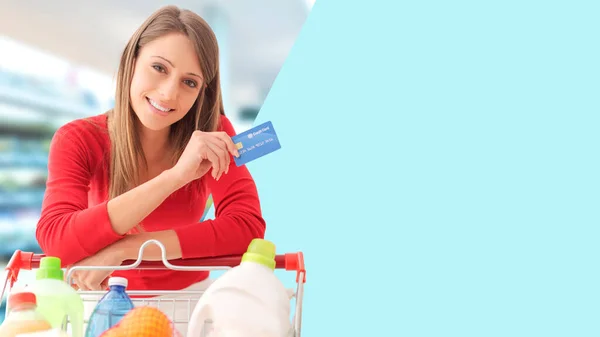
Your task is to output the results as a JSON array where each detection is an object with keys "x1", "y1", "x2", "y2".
[{"x1": 1, "y1": 239, "x2": 306, "y2": 337}]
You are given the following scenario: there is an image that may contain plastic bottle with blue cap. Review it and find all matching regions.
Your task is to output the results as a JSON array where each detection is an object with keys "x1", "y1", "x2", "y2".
[
  {"x1": 187, "y1": 238, "x2": 293, "y2": 337},
  {"x1": 85, "y1": 276, "x2": 135, "y2": 337}
]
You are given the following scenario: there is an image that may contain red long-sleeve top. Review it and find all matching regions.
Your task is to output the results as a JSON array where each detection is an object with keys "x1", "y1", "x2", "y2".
[{"x1": 36, "y1": 113, "x2": 266, "y2": 291}]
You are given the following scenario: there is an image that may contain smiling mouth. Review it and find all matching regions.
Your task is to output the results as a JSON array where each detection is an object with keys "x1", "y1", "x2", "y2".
[{"x1": 146, "y1": 97, "x2": 174, "y2": 112}]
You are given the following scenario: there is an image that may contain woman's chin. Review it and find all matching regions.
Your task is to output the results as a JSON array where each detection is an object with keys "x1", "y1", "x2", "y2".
[{"x1": 135, "y1": 112, "x2": 173, "y2": 133}]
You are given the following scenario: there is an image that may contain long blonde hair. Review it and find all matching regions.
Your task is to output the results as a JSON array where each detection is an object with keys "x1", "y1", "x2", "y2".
[{"x1": 107, "y1": 5, "x2": 224, "y2": 199}]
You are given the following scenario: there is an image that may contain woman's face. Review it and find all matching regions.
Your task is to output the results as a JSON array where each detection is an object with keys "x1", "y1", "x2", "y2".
[{"x1": 129, "y1": 32, "x2": 204, "y2": 132}]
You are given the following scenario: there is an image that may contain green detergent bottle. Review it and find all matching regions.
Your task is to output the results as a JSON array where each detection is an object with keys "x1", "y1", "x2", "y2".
[{"x1": 26, "y1": 257, "x2": 85, "y2": 337}]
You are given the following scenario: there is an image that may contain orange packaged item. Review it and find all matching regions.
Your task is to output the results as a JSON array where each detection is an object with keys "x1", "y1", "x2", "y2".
[
  {"x1": 0, "y1": 292, "x2": 52, "y2": 337},
  {"x1": 99, "y1": 306, "x2": 180, "y2": 337}
]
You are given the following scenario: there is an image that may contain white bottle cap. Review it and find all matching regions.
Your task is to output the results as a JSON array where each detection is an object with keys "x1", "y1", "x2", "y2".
[{"x1": 108, "y1": 276, "x2": 128, "y2": 288}]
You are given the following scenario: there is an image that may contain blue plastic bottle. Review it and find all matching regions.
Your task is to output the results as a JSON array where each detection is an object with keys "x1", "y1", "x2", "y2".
[{"x1": 85, "y1": 277, "x2": 135, "y2": 337}]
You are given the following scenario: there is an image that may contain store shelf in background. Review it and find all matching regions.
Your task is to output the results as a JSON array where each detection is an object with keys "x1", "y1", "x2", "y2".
[
  {"x1": 0, "y1": 68, "x2": 103, "y2": 120},
  {"x1": 0, "y1": 85, "x2": 97, "y2": 122},
  {"x1": 0, "y1": 208, "x2": 41, "y2": 255},
  {"x1": 0, "y1": 152, "x2": 48, "y2": 169},
  {"x1": 0, "y1": 188, "x2": 45, "y2": 208},
  {"x1": 0, "y1": 135, "x2": 50, "y2": 170},
  {"x1": 0, "y1": 61, "x2": 109, "y2": 325}
]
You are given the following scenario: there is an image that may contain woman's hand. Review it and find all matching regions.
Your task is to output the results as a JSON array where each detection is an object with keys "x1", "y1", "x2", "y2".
[
  {"x1": 173, "y1": 131, "x2": 239, "y2": 185},
  {"x1": 67, "y1": 246, "x2": 127, "y2": 291}
]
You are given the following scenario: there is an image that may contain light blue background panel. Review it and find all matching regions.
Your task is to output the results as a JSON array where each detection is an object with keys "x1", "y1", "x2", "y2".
[{"x1": 229, "y1": 1, "x2": 600, "y2": 336}]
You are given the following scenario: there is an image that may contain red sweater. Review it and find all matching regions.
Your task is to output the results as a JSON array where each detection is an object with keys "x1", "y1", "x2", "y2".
[{"x1": 36, "y1": 113, "x2": 266, "y2": 291}]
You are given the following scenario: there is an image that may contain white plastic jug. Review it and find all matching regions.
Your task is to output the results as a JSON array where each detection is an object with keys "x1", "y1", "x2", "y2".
[{"x1": 187, "y1": 239, "x2": 293, "y2": 337}]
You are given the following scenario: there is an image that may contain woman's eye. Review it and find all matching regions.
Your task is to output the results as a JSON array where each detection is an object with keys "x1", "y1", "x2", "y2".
[
  {"x1": 152, "y1": 64, "x2": 166, "y2": 73},
  {"x1": 184, "y1": 79, "x2": 197, "y2": 88}
]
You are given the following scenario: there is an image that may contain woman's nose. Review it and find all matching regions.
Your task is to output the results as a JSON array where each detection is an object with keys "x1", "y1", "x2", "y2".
[{"x1": 158, "y1": 77, "x2": 179, "y2": 101}]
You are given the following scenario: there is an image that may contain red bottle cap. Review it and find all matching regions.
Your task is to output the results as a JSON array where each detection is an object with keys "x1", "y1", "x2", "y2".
[{"x1": 8, "y1": 292, "x2": 37, "y2": 308}]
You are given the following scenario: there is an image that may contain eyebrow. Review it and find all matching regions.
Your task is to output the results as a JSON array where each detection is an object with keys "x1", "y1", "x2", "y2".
[{"x1": 152, "y1": 55, "x2": 203, "y2": 80}]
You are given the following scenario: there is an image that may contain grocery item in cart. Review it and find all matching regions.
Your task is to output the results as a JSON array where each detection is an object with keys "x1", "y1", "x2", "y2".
[
  {"x1": 6, "y1": 329, "x2": 68, "y2": 337},
  {"x1": 98, "y1": 306, "x2": 176, "y2": 337},
  {"x1": 85, "y1": 277, "x2": 135, "y2": 337},
  {"x1": 24, "y1": 257, "x2": 85, "y2": 337},
  {"x1": 187, "y1": 238, "x2": 292, "y2": 337},
  {"x1": 3, "y1": 239, "x2": 306, "y2": 337},
  {"x1": 0, "y1": 291, "x2": 52, "y2": 337}
]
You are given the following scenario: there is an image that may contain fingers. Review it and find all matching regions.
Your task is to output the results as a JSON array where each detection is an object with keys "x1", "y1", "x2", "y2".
[
  {"x1": 215, "y1": 131, "x2": 240, "y2": 158},
  {"x1": 210, "y1": 132, "x2": 240, "y2": 180},
  {"x1": 78, "y1": 280, "x2": 104, "y2": 291},
  {"x1": 67, "y1": 269, "x2": 81, "y2": 290},
  {"x1": 70, "y1": 281, "x2": 80, "y2": 291},
  {"x1": 192, "y1": 131, "x2": 239, "y2": 181},
  {"x1": 71, "y1": 272, "x2": 109, "y2": 291},
  {"x1": 72, "y1": 275, "x2": 89, "y2": 291},
  {"x1": 205, "y1": 140, "x2": 228, "y2": 180},
  {"x1": 201, "y1": 144, "x2": 222, "y2": 180},
  {"x1": 100, "y1": 277, "x2": 110, "y2": 289}
]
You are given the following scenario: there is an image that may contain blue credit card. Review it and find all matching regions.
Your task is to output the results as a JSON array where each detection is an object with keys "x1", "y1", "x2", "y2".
[{"x1": 232, "y1": 121, "x2": 281, "y2": 166}]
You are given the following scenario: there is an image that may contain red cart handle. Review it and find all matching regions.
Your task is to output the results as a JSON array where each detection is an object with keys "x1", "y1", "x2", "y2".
[{"x1": 4, "y1": 250, "x2": 306, "y2": 289}]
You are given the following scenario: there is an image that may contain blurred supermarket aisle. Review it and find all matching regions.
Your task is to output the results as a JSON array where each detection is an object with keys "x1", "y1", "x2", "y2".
[{"x1": 0, "y1": 0, "x2": 312, "y2": 321}]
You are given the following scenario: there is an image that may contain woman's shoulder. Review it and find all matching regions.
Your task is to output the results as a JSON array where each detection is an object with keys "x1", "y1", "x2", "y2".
[{"x1": 50, "y1": 113, "x2": 110, "y2": 164}]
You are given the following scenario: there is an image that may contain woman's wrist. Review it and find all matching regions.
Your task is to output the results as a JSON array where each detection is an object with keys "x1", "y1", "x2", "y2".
[
  {"x1": 111, "y1": 236, "x2": 136, "y2": 261},
  {"x1": 160, "y1": 168, "x2": 188, "y2": 192}
]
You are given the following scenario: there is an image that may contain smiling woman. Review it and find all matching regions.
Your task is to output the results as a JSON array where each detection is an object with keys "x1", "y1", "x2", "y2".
[
  {"x1": 130, "y1": 33, "x2": 205, "y2": 131},
  {"x1": 33, "y1": 4, "x2": 266, "y2": 327}
]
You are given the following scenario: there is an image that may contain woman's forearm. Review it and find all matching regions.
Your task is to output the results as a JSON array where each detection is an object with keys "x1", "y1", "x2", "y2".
[
  {"x1": 116, "y1": 229, "x2": 183, "y2": 261},
  {"x1": 107, "y1": 168, "x2": 184, "y2": 235}
]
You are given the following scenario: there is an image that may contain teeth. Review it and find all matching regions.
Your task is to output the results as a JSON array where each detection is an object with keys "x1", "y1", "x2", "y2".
[{"x1": 148, "y1": 98, "x2": 171, "y2": 112}]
